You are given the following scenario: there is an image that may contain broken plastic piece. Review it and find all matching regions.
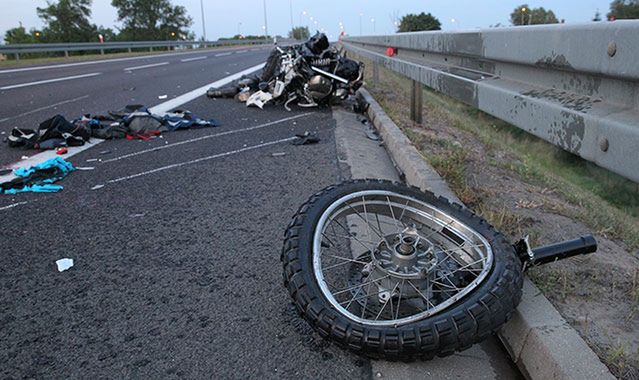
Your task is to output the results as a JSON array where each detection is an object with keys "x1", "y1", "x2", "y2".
[
  {"x1": 56, "y1": 147, "x2": 68, "y2": 155},
  {"x1": 91, "y1": 184, "x2": 105, "y2": 190},
  {"x1": 246, "y1": 91, "x2": 273, "y2": 109},
  {"x1": 158, "y1": 95, "x2": 168, "y2": 99},
  {"x1": 56, "y1": 258, "x2": 74, "y2": 272},
  {"x1": 272, "y1": 152, "x2": 287, "y2": 157}
]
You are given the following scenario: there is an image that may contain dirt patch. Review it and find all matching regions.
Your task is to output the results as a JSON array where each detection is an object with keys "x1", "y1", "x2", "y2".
[{"x1": 363, "y1": 64, "x2": 639, "y2": 379}]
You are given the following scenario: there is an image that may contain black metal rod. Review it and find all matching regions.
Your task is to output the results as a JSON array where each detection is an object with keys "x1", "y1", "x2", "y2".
[{"x1": 531, "y1": 235, "x2": 597, "y2": 265}]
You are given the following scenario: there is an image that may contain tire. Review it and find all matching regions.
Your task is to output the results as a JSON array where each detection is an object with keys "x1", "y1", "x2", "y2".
[{"x1": 281, "y1": 179, "x2": 523, "y2": 360}]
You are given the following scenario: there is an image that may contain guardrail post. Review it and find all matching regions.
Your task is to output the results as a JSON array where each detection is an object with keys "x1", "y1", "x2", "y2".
[
  {"x1": 128, "y1": 47, "x2": 132, "y2": 53},
  {"x1": 149, "y1": 47, "x2": 153, "y2": 52},
  {"x1": 100, "y1": 49, "x2": 104, "y2": 55},
  {"x1": 15, "y1": 53, "x2": 20, "y2": 61},
  {"x1": 410, "y1": 80, "x2": 423, "y2": 124},
  {"x1": 372, "y1": 61, "x2": 379, "y2": 82},
  {"x1": 64, "y1": 50, "x2": 69, "y2": 58}
]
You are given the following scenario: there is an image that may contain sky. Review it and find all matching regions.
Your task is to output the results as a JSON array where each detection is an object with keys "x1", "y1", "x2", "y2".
[{"x1": 1, "y1": 0, "x2": 613, "y2": 42}]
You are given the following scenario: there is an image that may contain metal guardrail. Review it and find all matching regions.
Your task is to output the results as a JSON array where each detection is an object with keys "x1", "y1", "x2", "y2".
[
  {"x1": 0, "y1": 39, "x2": 270, "y2": 59},
  {"x1": 342, "y1": 21, "x2": 639, "y2": 183}
]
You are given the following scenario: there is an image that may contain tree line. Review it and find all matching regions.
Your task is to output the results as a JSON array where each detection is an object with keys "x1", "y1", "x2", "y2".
[
  {"x1": 396, "y1": 1, "x2": 638, "y2": 33},
  {"x1": 4, "y1": 0, "x2": 193, "y2": 44}
]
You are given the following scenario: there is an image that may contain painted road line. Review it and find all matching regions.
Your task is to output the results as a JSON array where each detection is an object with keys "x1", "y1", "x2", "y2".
[
  {"x1": 101, "y1": 113, "x2": 313, "y2": 163},
  {"x1": 0, "y1": 201, "x2": 28, "y2": 211},
  {"x1": 100, "y1": 137, "x2": 296, "y2": 186},
  {"x1": 0, "y1": 95, "x2": 89, "y2": 124},
  {"x1": 124, "y1": 62, "x2": 169, "y2": 71},
  {"x1": 235, "y1": 50, "x2": 249, "y2": 54},
  {"x1": 149, "y1": 62, "x2": 263, "y2": 114},
  {"x1": 0, "y1": 73, "x2": 101, "y2": 90},
  {"x1": 180, "y1": 56, "x2": 207, "y2": 62},
  {"x1": 215, "y1": 52, "x2": 232, "y2": 57}
]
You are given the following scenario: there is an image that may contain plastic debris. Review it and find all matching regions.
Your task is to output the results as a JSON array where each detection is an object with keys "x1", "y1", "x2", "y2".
[
  {"x1": 56, "y1": 147, "x2": 68, "y2": 155},
  {"x1": 91, "y1": 184, "x2": 105, "y2": 190},
  {"x1": 158, "y1": 94, "x2": 168, "y2": 99},
  {"x1": 75, "y1": 166, "x2": 95, "y2": 171},
  {"x1": 271, "y1": 152, "x2": 287, "y2": 157},
  {"x1": 56, "y1": 258, "x2": 74, "y2": 272},
  {"x1": 246, "y1": 91, "x2": 273, "y2": 109}
]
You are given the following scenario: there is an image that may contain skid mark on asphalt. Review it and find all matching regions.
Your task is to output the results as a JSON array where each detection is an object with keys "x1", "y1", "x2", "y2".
[
  {"x1": 95, "y1": 136, "x2": 296, "y2": 187},
  {"x1": 101, "y1": 112, "x2": 313, "y2": 163}
]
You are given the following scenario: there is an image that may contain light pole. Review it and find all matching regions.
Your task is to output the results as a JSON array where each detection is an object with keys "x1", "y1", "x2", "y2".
[
  {"x1": 359, "y1": 13, "x2": 363, "y2": 35},
  {"x1": 200, "y1": 0, "x2": 206, "y2": 40},
  {"x1": 371, "y1": 18, "x2": 375, "y2": 33},
  {"x1": 263, "y1": 0, "x2": 269, "y2": 38},
  {"x1": 289, "y1": 0, "x2": 294, "y2": 31},
  {"x1": 238, "y1": 22, "x2": 242, "y2": 37},
  {"x1": 521, "y1": 7, "x2": 527, "y2": 25}
]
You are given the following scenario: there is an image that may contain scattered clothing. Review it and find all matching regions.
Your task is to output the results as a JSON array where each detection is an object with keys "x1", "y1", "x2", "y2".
[
  {"x1": 5, "y1": 106, "x2": 219, "y2": 151},
  {"x1": 0, "y1": 157, "x2": 75, "y2": 194}
]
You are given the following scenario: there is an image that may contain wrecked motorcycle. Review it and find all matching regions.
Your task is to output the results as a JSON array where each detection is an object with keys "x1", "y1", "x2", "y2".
[
  {"x1": 281, "y1": 179, "x2": 597, "y2": 360},
  {"x1": 208, "y1": 32, "x2": 364, "y2": 110}
]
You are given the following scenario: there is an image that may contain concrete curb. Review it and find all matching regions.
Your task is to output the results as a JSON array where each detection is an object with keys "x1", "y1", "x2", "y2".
[{"x1": 356, "y1": 88, "x2": 615, "y2": 380}]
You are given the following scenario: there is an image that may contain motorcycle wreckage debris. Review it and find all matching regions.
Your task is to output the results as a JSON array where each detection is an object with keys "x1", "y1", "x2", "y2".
[
  {"x1": 207, "y1": 33, "x2": 364, "y2": 111},
  {"x1": 281, "y1": 180, "x2": 597, "y2": 360}
]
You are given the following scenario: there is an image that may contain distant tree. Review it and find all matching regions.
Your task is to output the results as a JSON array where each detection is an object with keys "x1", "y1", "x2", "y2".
[
  {"x1": 397, "y1": 12, "x2": 441, "y2": 32},
  {"x1": 111, "y1": 0, "x2": 193, "y2": 41},
  {"x1": 607, "y1": 0, "x2": 639, "y2": 19},
  {"x1": 593, "y1": 10, "x2": 603, "y2": 21},
  {"x1": 37, "y1": 0, "x2": 98, "y2": 42},
  {"x1": 288, "y1": 26, "x2": 310, "y2": 40},
  {"x1": 511, "y1": 4, "x2": 559, "y2": 25},
  {"x1": 4, "y1": 26, "x2": 36, "y2": 44}
]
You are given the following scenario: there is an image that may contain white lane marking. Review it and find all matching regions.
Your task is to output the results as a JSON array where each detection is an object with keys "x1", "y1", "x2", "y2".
[
  {"x1": 0, "y1": 72, "x2": 101, "y2": 90},
  {"x1": 101, "y1": 137, "x2": 295, "y2": 186},
  {"x1": 0, "y1": 47, "x2": 268, "y2": 74},
  {"x1": 123, "y1": 62, "x2": 169, "y2": 71},
  {"x1": 215, "y1": 52, "x2": 232, "y2": 57},
  {"x1": 180, "y1": 56, "x2": 207, "y2": 62},
  {"x1": 0, "y1": 95, "x2": 89, "y2": 124},
  {"x1": 0, "y1": 64, "x2": 265, "y2": 182},
  {"x1": 149, "y1": 62, "x2": 263, "y2": 114},
  {"x1": 101, "y1": 113, "x2": 313, "y2": 163},
  {"x1": 0, "y1": 201, "x2": 28, "y2": 211},
  {"x1": 235, "y1": 50, "x2": 249, "y2": 54}
]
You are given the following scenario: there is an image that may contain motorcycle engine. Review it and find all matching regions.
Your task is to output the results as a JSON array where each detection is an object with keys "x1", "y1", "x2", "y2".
[{"x1": 307, "y1": 75, "x2": 333, "y2": 101}]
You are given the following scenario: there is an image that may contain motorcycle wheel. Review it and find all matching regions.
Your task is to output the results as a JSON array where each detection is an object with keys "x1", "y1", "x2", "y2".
[{"x1": 281, "y1": 179, "x2": 523, "y2": 360}]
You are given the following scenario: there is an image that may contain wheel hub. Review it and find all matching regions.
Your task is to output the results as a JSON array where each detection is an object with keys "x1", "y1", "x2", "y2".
[{"x1": 369, "y1": 228, "x2": 437, "y2": 280}]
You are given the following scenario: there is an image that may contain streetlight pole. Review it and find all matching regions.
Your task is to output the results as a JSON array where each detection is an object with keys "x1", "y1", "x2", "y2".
[
  {"x1": 359, "y1": 13, "x2": 363, "y2": 35},
  {"x1": 371, "y1": 18, "x2": 375, "y2": 33},
  {"x1": 263, "y1": 0, "x2": 269, "y2": 38},
  {"x1": 200, "y1": 0, "x2": 206, "y2": 40},
  {"x1": 289, "y1": 0, "x2": 294, "y2": 30},
  {"x1": 521, "y1": 7, "x2": 527, "y2": 26}
]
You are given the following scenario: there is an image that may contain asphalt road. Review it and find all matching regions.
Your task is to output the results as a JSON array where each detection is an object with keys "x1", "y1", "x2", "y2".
[
  {"x1": 0, "y1": 50, "x2": 521, "y2": 379},
  {"x1": 0, "y1": 45, "x2": 270, "y2": 166}
]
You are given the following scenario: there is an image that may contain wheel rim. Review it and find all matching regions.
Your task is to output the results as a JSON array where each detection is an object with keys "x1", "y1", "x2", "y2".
[{"x1": 312, "y1": 190, "x2": 493, "y2": 327}]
